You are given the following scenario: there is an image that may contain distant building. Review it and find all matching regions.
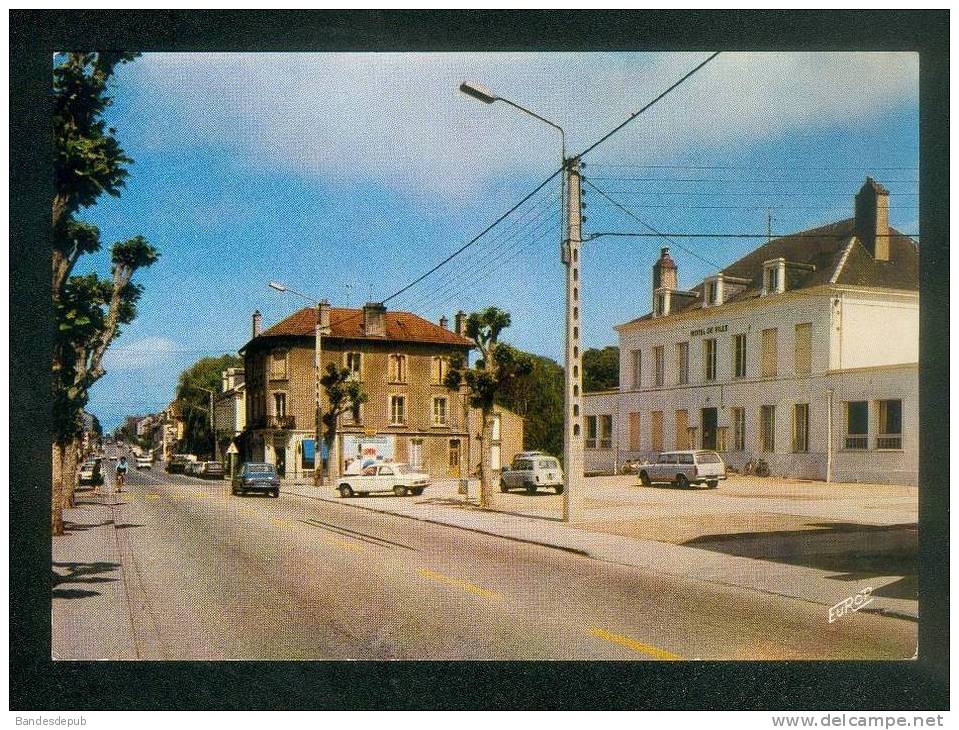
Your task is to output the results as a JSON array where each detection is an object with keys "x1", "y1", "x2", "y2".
[
  {"x1": 239, "y1": 303, "x2": 524, "y2": 480},
  {"x1": 214, "y1": 367, "x2": 246, "y2": 469},
  {"x1": 584, "y1": 178, "x2": 918, "y2": 485}
]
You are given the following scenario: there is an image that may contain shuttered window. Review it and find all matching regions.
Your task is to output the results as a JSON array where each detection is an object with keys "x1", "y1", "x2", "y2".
[
  {"x1": 628, "y1": 412, "x2": 642, "y2": 451},
  {"x1": 654, "y1": 346, "x2": 665, "y2": 387},
  {"x1": 675, "y1": 409, "x2": 689, "y2": 450},
  {"x1": 651, "y1": 411, "x2": 663, "y2": 453},
  {"x1": 761, "y1": 328, "x2": 778, "y2": 378},
  {"x1": 676, "y1": 342, "x2": 689, "y2": 385},
  {"x1": 734, "y1": 334, "x2": 747, "y2": 378},
  {"x1": 792, "y1": 403, "x2": 809, "y2": 452},
  {"x1": 794, "y1": 323, "x2": 812, "y2": 375},
  {"x1": 703, "y1": 339, "x2": 717, "y2": 381},
  {"x1": 631, "y1": 349, "x2": 642, "y2": 388},
  {"x1": 760, "y1": 405, "x2": 776, "y2": 452}
]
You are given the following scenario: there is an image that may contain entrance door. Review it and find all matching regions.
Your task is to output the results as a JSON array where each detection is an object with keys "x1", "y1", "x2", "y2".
[
  {"x1": 275, "y1": 446, "x2": 287, "y2": 478},
  {"x1": 701, "y1": 408, "x2": 718, "y2": 450},
  {"x1": 448, "y1": 439, "x2": 461, "y2": 477},
  {"x1": 409, "y1": 438, "x2": 423, "y2": 470}
]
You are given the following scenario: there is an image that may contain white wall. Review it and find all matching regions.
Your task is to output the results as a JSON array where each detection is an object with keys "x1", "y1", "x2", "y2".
[{"x1": 835, "y1": 290, "x2": 919, "y2": 370}]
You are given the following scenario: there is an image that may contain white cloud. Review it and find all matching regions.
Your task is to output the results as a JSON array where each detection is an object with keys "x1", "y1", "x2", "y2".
[
  {"x1": 118, "y1": 51, "x2": 918, "y2": 198},
  {"x1": 102, "y1": 336, "x2": 178, "y2": 371}
]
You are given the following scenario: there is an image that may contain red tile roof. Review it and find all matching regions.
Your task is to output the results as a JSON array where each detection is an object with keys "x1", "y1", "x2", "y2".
[{"x1": 248, "y1": 307, "x2": 474, "y2": 349}]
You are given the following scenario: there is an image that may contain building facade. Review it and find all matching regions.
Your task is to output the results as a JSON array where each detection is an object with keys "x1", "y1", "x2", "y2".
[
  {"x1": 584, "y1": 178, "x2": 919, "y2": 485},
  {"x1": 239, "y1": 303, "x2": 524, "y2": 480}
]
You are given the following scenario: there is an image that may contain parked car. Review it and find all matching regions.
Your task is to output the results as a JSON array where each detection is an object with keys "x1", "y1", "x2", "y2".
[
  {"x1": 78, "y1": 459, "x2": 102, "y2": 486},
  {"x1": 166, "y1": 454, "x2": 193, "y2": 474},
  {"x1": 135, "y1": 454, "x2": 153, "y2": 470},
  {"x1": 232, "y1": 462, "x2": 280, "y2": 497},
  {"x1": 197, "y1": 461, "x2": 225, "y2": 479},
  {"x1": 501, "y1": 454, "x2": 564, "y2": 494},
  {"x1": 637, "y1": 450, "x2": 727, "y2": 489},
  {"x1": 335, "y1": 462, "x2": 429, "y2": 498}
]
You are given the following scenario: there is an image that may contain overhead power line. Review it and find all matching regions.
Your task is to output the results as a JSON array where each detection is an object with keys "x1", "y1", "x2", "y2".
[
  {"x1": 582, "y1": 177, "x2": 919, "y2": 184},
  {"x1": 587, "y1": 232, "x2": 920, "y2": 240},
  {"x1": 581, "y1": 177, "x2": 721, "y2": 269},
  {"x1": 584, "y1": 163, "x2": 919, "y2": 171}
]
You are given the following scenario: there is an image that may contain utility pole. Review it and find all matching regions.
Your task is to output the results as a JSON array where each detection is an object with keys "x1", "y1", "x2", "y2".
[
  {"x1": 210, "y1": 389, "x2": 217, "y2": 461},
  {"x1": 562, "y1": 158, "x2": 585, "y2": 522},
  {"x1": 314, "y1": 301, "x2": 324, "y2": 486}
]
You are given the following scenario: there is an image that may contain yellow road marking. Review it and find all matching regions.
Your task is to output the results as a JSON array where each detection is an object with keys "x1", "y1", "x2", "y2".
[
  {"x1": 590, "y1": 628, "x2": 681, "y2": 660},
  {"x1": 325, "y1": 536, "x2": 364, "y2": 553},
  {"x1": 145, "y1": 493, "x2": 160, "y2": 499},
  {"x1": 417, "y1": 568, "x2": 503, "y2": 601},
  {"x1": 271, "y1": 518, "x2": 295, "y2": 528}
]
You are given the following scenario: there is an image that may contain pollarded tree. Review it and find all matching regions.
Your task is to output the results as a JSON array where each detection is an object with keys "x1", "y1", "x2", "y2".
[
  {"x1": 320, "y1": 363, "x2": 368, "y2": 486},
  {"x1": 51, "y1": 52, "x2": 157, "y2": 535},
  {"x1": 444, "y1": 307, "x2": 532, "y2": 507}
]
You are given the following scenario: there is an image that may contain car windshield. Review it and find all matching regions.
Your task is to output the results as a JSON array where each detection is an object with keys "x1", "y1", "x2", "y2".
[
  {"x1": 206, "y1": 462, "x2": 222, "y2": 468},
  {"x1": 658, "y1": 454, "x2": 675, "y2": 464},
  {"x1": 245, "y1": 464, "x2": 275, "y2": 474},
  {"x1": 513, "y1": 459, "x2": 533, "y2": 470},
  {"x1": 538, "y1": 459, "x2": 559, "y2": 469},
  {"x1": 678, "y1": 453, "x2": 694, "y2": 464},
  {"x1": 696, "y1": 452, "x2": 721, "y2": 464}
]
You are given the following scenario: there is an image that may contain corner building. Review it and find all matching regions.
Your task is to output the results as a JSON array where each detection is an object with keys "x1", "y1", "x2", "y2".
[{"x1": 583, "y1": 179, "x2": 918, "y2": 485}]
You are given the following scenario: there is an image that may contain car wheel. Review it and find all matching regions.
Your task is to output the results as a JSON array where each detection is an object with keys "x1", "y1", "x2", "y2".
[
  {"x1": 500, "y1": 483, "x2": 509, "y2": 492},
  {"x1": 411, "y1": 487, "x2": 424, "y2": 496},
  {"x1": 639, "y1": 470, "x2": 652, "y2": 487},
  {"x1": 393, "y1": 485, "x2": 409, "y2": 497},
  {"x1": 339, "y1": 484, "x2": 354, "y2": 498},
  {"x1": 272, "y1": 489, "x2": 280, "y2": 498},
  {"x1": 231, "y1": 486, "x2": 237, "y2": 495},
  {"x1": 707, "y1": 480, "x2": 718, "y2": 489},
  {"x1": 676, "y1": 474, "x2": 690, "y2": 489},
  {"x1": 554, "y1": 485, "x2": 564, "y2": 495},
  {"x1": 525, "y1": 482, "x2": 536, "y2": 495}
]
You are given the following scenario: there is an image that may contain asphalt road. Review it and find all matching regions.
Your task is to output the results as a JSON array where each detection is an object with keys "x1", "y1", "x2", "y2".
[{"x1": 101, "y1": 453, "x2": 917, "y2": 660}]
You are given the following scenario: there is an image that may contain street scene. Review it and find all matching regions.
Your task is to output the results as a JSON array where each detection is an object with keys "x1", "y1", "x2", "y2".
[{"x1": 50, "y1": 49, "x2": 920, "y2": 662}]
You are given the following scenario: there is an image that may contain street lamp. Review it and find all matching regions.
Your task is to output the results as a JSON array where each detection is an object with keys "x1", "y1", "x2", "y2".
[
  {"x1": 459, "y1": 81, "x2": 583, "y2": 522},
  {"x1": 268, "y1": 282, "x2": 329, "y2": 486}
]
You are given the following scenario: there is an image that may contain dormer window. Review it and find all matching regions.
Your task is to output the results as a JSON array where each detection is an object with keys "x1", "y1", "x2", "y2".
[
  {"x1": 653, "y1": 288, "x2": 671, "y2": 318},
  {"x1": 762, "y1": 258, "x2": 786, "y2": 295},
  {"x1": 703, "y1": 274, "x2": 724, "y2": 307}
]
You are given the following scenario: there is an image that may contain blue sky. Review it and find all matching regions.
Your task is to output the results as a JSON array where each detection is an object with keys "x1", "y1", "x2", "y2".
[{"x1": 78, "y1": 52, "x2": 919, "y2": 432}]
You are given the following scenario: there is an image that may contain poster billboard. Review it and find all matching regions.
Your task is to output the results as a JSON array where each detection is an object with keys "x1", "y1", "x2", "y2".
[{"x1": 342, "y1": 434, "x2": 395, "y2": 474}]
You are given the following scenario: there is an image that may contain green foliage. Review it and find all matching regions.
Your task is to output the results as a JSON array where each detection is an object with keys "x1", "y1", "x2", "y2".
[
  {"x1": 175, "y1": 355, "x2": 242, "y2": 456},
  {"x1": 320, "y1": 364, "x2": 368, "y2": 446},
  {"x1": 583, "y1": 345, "x2": 620, "y2": 392},
  {"x1": 496, "y1": 351, "x2": 565, "y2": 458}
]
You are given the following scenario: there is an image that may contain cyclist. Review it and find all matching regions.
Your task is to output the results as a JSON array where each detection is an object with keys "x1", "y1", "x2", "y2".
[{"x1": 115, "y1": 456, "x2": 128, "y2": 493}]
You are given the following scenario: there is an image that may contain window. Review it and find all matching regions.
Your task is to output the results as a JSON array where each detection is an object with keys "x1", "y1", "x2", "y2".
[
  {"x1": 651, "y1": 411, "x2": 663, "y2": 452},
  {"x1": 345, "y1": 352, "x2": 362, "y2": 379},
  {"x1": 273, "y1": 392, "x2": 286, "y2": 418},
  {"x1": 732, "y1": 408, "x2": 746, "y2": 451},
  {"x1": 599, "y1": 415, "x2": 613, "y2": 449},
  {"x1": 342, "y1": 401, "x2": 362, "y2": 425},
  {"x1": 792, "y1": 403, "x2": 809, "y2": 452},
  {"x1": 760, "y1": 405, "x2": 776, "y2": 452},
  {"x1": 269, "y1": 349, "x2": 288, "y2": 380},
  {"x1": 676, "y1": 342, "x2": 689, "y2": 385},
  {"x1": 409, "y1": 438, "x2": 424, "y2": 469},
  {"x1": 877, "y1": 399, "x2": 902, "y2": 449},
  {"x1": 761, "y1": 328, "x2": 778, "y2": 378},
  {"x1": 705, "y1": 280, "x2": 717, "y2": 306},
  {"x1": 388, "y1": 354, "x2": 407, "y2": 383},
  {"x1": 845, "y1": 401, "x2": 868, "y2": 449},
  {"x1": 675, "y1": 409, "x2": 689, "y2": 450},
  {"x1": 794, "y1": 323, "x2": 812, "y2": 376},
  {"x1": 703, "y1": 338, "x2": 717, "y2": 381},
  {"x1": 764, "y1": 265, "x2": 780, "y2": 294},
  {"x1": 628, "y1": 412, "x2": 641, "y2": 451},
  {"x1": 734, "y1": 334, "x2": 747, "y2": 378},
  {"x1": 389, "y1": 395, "x2": 406, "y2": 425},
  {"x1": 631, "y1": 349, "x2": 642, "y2": 388},
  {"x1": 585, "y1": 415, "x2": 597, "y2": 449},
  {"x1": 448, "y1": 439, "x2": 461, "y2": 472},
  {"x1": 654, "y1": 346, "x2": 665, "y2": 386},
  {"x1": 655, "y1": 292, "x2": 666, "y2": 317},
  {"x1": 432, "y1": 396, "x2": 448, "y2": 426},
  {"x1": 432, "y1": 356, "x2": 450, "y2": 385}
]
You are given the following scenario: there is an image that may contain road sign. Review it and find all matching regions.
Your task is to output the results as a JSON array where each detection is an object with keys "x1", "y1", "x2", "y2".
[{"x1": 226, "y1": 442, "x2": 239, "y2": 455}]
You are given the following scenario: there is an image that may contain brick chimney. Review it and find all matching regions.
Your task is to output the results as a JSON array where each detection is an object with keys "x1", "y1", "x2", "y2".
[
  {"x1": 439, "y1": 315, "x2": 449, "y2": 329},
  {"x1": 653, "y1": 247, "x2": 678, "y2": 291},
  {"x1": 855, "y1": 177, "x2": 890, "y2": 261},
  {"x1": 252, "y1": 310, "x2": 262, "y2": 338},
  {"x1": 454, "y1": 310, "x2": 467, "y2": 336},
  {"x1": 318, "y1": 299, "x2": 331, "y2": 332},
  {"x1": 362, "y1": 301, "x2": 386, "y2": 337}
]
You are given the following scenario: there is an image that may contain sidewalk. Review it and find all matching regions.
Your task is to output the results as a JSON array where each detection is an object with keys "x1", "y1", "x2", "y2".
[
  {"x1": 52, "y1": 489, "x2": 137, "y2": 660},
  {"x1": 282, "y1": 479, "x2": 918, "y2": 621}
]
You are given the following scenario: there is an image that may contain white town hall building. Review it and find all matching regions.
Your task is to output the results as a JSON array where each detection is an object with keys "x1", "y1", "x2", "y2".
[{"x1": 583, "y1": 178, "x2": 918, "y2": 486}]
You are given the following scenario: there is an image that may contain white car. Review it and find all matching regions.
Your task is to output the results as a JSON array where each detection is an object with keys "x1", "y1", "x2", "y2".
[
  {"x1": 501, "y1": 454, "x2": 564, "y2": 494},
  {"x1": 637, "y1": 450, "x2": 727, "y2": 489},
  {"x1": 135, "y1": 454, "x2": 152, "y2": 470},
  {"x1": 336, "y1": 463, "x2": 429, "y2": 498}
]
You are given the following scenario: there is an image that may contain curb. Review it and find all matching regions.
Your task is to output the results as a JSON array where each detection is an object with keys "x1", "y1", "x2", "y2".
[{"x1": 281, "y1": 487, "x2": 590, "y2": 557}]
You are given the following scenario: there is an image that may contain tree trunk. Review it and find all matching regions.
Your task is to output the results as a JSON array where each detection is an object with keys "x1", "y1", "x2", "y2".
[
  {"x1": 61, "y1": 437, "x2": 80, "y2": 509},
  {"x1": 478, "y1": 409, "x2": 492, "y2": 508},
  {"x1": 52, "y1": 442, "x2": 65, "y2": 536}
]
